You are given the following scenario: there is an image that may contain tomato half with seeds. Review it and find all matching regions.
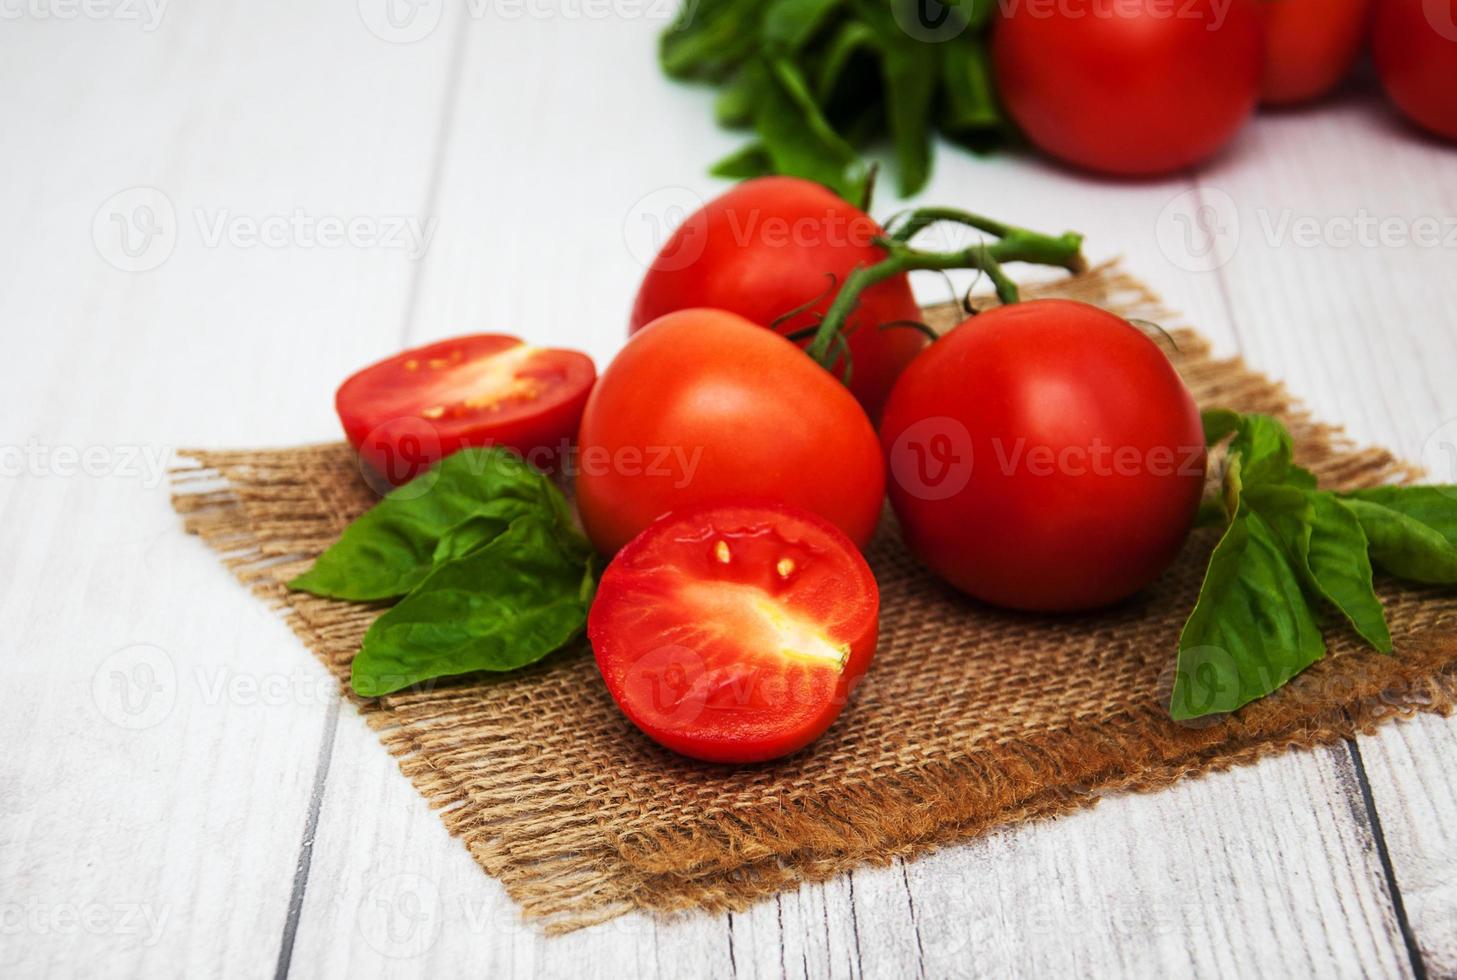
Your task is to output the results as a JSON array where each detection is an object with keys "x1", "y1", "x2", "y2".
[
  {"x1": 336, "y1": 335, "x2": 595, "y2": 486},
  {"x1": 590, "y1": 502, "x2": 879, "y2": 764}
]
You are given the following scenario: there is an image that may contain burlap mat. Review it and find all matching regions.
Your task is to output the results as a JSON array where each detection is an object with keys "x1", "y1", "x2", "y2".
[{"x1": 171, "y1": 262, "x2": 1457, "y2": 933}]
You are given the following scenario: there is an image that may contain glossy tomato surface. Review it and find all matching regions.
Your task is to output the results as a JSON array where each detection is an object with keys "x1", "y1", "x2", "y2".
[
  {"x1": 630, "y1": 176, "x2": 925, "y2": 420},
  {"x1": 992, "y1": 0, "x2": 1263, "y2": 175},
  {"x1": 1373, "y1": 0, "x2": 1457, "y2": 140},
  {"x1": 590, "y1": 502, "x2": 879, "y2": 764},
  {"x1": 1258, "y1": 0, "x2": 1370, "y2": 104},
  {"x1": 337, "y1": 335, "x2": 594, "y2": 486},
  {"x1": 576, "y1": 309, "x2": 885, "y2": 555},
  {"x1": 879, "y1": 300, "x2": 1206, "y2": 612}
]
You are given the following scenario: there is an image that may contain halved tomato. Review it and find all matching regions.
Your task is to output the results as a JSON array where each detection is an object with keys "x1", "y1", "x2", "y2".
[
  {"x1": 589, "y1": 502, "x2": 879, "y2": 764},
  {"x1": 336, "y1": 335, "x2": 595, "y2": 486}
]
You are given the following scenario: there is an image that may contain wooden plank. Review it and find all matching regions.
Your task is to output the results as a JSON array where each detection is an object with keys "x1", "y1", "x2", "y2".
[
  {"x1": 0, "y1": 1, "x2": 455, "y2": 974},
  {"x1": 277, "y1": 14, "x2": 1429, "y2": 978},
  {"x1": 1193, "y1": 85, "x2": 1457, "y2": 979}
]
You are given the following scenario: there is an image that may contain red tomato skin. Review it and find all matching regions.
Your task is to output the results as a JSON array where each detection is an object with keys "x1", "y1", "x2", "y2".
[
  {"x1": 1373, "y1": 0, "x2": 1457, "y2": 141},
  {"x1": 630, "y1": 176, "x2": 926, "y2": 420},
  {"x1": 992, "y1": 0, "x2": 1263, "y2": 176},
  {"x1": 336, "y1": 335, "x2": 595, "y2": 486},
  {"x1": 590, "y1": 502, "x2": 879, "y2": 764},
  {"x1": 576, "y1": 309, "x2": 885, "y2": 555},
  {"x1": 1257, "y1": 0, "x2": 1370, "y2": 105},
  {"x1": 879, "y1": 300, "x2": 1206, "y2": 613}
]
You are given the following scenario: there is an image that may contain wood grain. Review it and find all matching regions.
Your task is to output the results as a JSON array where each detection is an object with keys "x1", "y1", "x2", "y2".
[{"x1": 1, "y1": 9, "x2": 1453, "y2": 979}]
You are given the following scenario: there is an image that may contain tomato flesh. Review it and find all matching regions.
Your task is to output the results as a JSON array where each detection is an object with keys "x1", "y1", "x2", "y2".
[
  {"x1": 879, "y1": 300, "x2": 1206, "y2": 612},
  {"x1": 590, "y1": 503, "x2": 879, "y2": 764},
  {"x1": 336, "y1": 334, "x2": 595, "y2": 486}
]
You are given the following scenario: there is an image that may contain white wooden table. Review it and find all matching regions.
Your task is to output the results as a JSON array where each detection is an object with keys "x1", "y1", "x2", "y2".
[{"x1": 3, "y1": 5, "x2": 1455, "y2": 977}]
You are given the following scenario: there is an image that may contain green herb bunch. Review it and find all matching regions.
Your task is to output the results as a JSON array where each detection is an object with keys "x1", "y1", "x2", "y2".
[
  {"x1": 662, "y1": 0, "x2": 1004, "y2": 200},
  {"x1": 1173, "y1": 411, "x2": 1457, "y2": 720},
  {"x1": 291, "y1": 449, "x2": 596, "y2": 697}
]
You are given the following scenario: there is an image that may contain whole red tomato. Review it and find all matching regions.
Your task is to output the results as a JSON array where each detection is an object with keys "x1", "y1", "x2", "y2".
[
  {"x1": 992, "y1": 0, "x2": 1263, "y2": 176},
  {"x1": 879, "y1": 300, "x2": 1206, "y2": 612},
  {"x1": 1373, "y1": 0, "x2": 1457, "y2": 140},
  {"x1": 630, "y1": 176, "x2": 925, "y2": 420},
  {"x1": 577, "y1": 309, "x2": 885, "y2": 555},
  {"x1": 1258, "y1": 0, "x2": 1370, "y2": 104},
  {"x1": 591, "y1": 502, "x2": 879, "y2": 764}
]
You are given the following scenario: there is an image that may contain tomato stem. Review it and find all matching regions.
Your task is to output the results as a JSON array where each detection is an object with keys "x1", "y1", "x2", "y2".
[{"x1": 804, "y1": 209, "x2": 1085, "y2": 367}]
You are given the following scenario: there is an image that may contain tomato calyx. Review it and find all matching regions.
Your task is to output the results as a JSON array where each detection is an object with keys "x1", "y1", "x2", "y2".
[{"x1": 801, "y1": 207, "x2": 1086, "y2": 371}]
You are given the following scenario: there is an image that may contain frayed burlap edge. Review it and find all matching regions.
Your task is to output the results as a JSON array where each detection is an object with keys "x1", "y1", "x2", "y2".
[{"x1": 170, "y1": 261, "x2": 1457, "y2": 932}]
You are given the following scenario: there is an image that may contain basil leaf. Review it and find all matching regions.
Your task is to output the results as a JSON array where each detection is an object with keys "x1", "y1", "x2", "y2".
[
  {"x1": 660, "y1": 0, "x2": 762, "y2": 81},
  {"x1": 714, "y1": 69, "x2": 761, "y2": 128},
  {"x1": 813, "y1": 19, "x2": 877, "y2": 103},
  {"x1": 1248, "y1": 485, "x2": 1391, "y2": 652},
  {"x1": 289, "y1": 448, "x2": 563, "y2": 601},
  {"x1": 1201, "y1": 408, "x2": 1241, "y2": 446},
  {"x1": 711, "y1": 142, "x2": 776, "y2": 180},
  {"x1": 1171, "y1": 505, "x2": 1327, "y2": 721},
  {"x1": 1343, "y1": 485, "x2": 1457, "y2": 546},
  {"x1": 877, "y1": 37, "x2": 937, "y2": 195},
  {"x1": 1228, "y1": 413, "x2": 1299, "y2": 487},
  {"x1": 1304, "y1": 494, "x2": 1391, "y2": 651},
  {"x1": 1342, "y1": 496, "x2": 1457, "y2": 586},
  {"x1": 939, "y1": 36, "x2": 1001, "y2": 143},
  {"x1": 350, "y1": 516, "x2": 595, "y2": 697},
  {"x1": 762, "y1": 0, "x2": 842, "y2": 49},
  {"x1": 754, "y1": 56, "x2": 870, "y2": 202}
]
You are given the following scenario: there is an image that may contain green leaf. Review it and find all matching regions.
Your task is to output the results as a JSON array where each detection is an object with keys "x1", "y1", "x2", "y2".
[
  {"x1": 711, "y1": 141, "x2": 775, "y2": 180},
  {"x1": 938, "y1": 36, "x2": 1001, "y2": 141},
  {"x1": 1228, "y1": 413, "x2": 1299, "y2": 487},
  {"x1": 877, "y1": 37, "x2": 937, "y2": 195},
  {"x1": 659, "y1": 0, "x2": 763, "y2": 82},
  {"x1": 350, "y1": 516, "x2": 594, "y2": 697},
  {"x1": 714, "y1": 69, "x2": 761, "y2": 128},
  {"x1": 1171, "y1": 505, "x2": 1327, "y2": 721},
  {"x1": 762, "y1": 0, "x2": 842, "y2": 49},
  {"x1": 1201, "y1": 408, "x2": 1241, "y2": 446},
  {"x1": 1305, "y1": 494, "x2": 1391, "y2": 651},
  {"x1": 288, "y1": 448, "x2": 565, "y2": 602},
  {"x1": 1342, "y1": 496, "x2": 1457, "y2": 585},
  {"x1": 813, "y1": 19, "x2": 877, "y2": 103},
  {"x1": 1343, "y1": 485, "x2": 1457, "y2": 547},
  {"x1": 754, "y1": 56, "x2": 870, "y2": 201},
  {"x1": 1247, "y1": 485, "x2": 1391, "y2": 651}
]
